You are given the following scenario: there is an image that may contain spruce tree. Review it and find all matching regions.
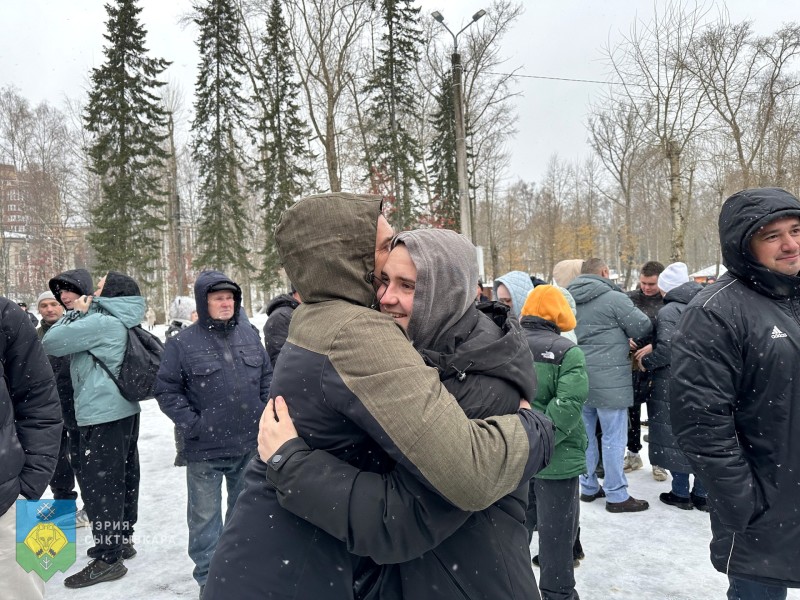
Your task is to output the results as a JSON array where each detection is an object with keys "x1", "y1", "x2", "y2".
[
  {"x1": 255, "y1": 0, "x2": 312, "y2": 287},
  {"x1": 364, "y1": 0, "x2": 424, "y2": 230},
  {"x1": 428, "y1": 70, "x2": 460, "y2": 229},
  {"x1": 192, "y1": 0, "x2": 252, "y2": 273},
  {"x1": 84, "y1": 0, "x2": 170, "y2": 279}
]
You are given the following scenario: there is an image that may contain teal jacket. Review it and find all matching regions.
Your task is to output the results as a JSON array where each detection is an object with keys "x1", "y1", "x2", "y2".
[
  {"x1": 521, "y1": 316, "x2": 588, "y2": 479},
  {"x1": 567, "y1": 274, "x2": 652, "y2": 409},
  {"x1": 42, "y1": 297, "x2": 144, "y2": 426}
]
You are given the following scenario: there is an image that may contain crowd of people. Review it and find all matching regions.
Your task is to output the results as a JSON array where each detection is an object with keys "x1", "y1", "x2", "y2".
[{"x1": 1, "y1": 187, "x2": 799, "y2": 600}]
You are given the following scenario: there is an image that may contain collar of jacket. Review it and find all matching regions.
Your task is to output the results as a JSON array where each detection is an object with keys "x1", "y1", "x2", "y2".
[{"x1": 520, "y1": 315, "x2": 561, "y2": 335}]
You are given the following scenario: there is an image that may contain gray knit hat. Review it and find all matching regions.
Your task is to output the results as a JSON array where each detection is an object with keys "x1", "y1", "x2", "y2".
[{"x1": 37, "y1": 291, "x2": 56, "y2": 307}]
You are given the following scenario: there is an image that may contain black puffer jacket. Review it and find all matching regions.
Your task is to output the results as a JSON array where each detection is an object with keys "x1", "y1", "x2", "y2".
[
  {"x1": 641, "y1": 281, "x2": 702, "y2": 473},
  {"x1": 671, "y1": 188, "x2": 800, "y2": 588},
  {"x1": 262, "y1": 293, "x2": 299, "y2": 365},
  {"x1": 0, "y1": 298, "x2": 62, "y2": 515}
]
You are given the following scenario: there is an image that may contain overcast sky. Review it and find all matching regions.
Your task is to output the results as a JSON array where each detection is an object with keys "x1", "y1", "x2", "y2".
[{"x1": 1, "y1": 1, "x2": 796, "y2": 183}]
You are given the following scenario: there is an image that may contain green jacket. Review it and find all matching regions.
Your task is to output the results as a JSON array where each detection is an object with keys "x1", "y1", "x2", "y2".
[
  {"x1": 42, "y1": 296, "x2": 143, "y2": 426},
  {"x1": 521, "y1": 316, "x2": 588, "y2": 479}
]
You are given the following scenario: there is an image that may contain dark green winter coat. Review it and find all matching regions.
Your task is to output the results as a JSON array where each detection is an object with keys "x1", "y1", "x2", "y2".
[{"x1": 522, "y1": 316, "x2": 588, "y2": 479}]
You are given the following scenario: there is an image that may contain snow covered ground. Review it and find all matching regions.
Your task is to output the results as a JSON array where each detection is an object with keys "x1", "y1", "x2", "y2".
[{"x1": 39, "y1": 321, "x2": 798, "y2": 599}]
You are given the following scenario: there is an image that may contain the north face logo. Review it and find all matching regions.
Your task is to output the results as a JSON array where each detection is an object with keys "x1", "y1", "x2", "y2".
[{"x1": 771, "y1": 326, "x2": 788, "y2": 339}]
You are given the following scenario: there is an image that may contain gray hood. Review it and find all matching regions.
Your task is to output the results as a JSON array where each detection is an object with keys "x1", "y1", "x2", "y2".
[{"x1": 398, "y1": 229, "x2": 478, "y2": 350}]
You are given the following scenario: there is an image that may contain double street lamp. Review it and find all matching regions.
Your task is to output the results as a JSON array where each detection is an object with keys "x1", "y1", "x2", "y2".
[{"x1": 431, "y1": 9, "x2": 486, "y2": 243}]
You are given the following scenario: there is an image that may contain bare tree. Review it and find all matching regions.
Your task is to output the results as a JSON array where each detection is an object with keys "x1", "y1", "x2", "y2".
[
  {"x1": 685, "y1": 18, "x2": 800, "y2": 188},
  {"x1": 607, "y1": 1, "x2": 712, "y2": 261},
  {"x1": 287, "y1": 0, "x2": 373, "y2": 192}
]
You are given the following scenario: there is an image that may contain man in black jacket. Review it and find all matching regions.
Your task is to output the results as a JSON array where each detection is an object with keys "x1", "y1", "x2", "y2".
[
  {"x1": 37, "y1": 291, "x2": 88, "y2": 527},
  {"x1": 625, "y1": 260, "x2": 664, "y2": 480},
  {"x1": 154, "y1": 270, "x2": 272, "y2": 597},
  {"x1": 0, "y1": 297, "x2": 62, "y2": 599},
  {"x1": 672, "y1": 187, "x2": 800, "y2": 600}
]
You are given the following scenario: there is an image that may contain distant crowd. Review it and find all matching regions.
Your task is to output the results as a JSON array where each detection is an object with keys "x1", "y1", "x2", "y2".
[{"x1": 2, "y1": 188, "x2": 798, "y2": 600}]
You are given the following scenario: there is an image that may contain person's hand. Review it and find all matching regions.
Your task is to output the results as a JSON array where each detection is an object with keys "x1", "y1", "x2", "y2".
[
  {"x1": 258, "y1": 396, "x2": 298, "y2": 463},
  {"x1": 634, "y1": 343, "x2": 653, "y2": 361},
  {"x1": 629, "y1": 338, "x2": 639, "y2": 351},
  {"x1": 519, "y1": 399, "x2": 532, "y2": 411},
  {"x1": 73, "y1": 295, "x2": 93, "y2": 313}
]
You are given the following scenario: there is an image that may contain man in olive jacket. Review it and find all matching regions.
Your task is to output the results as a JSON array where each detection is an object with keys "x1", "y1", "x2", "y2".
[
  {"x1": 672, "y1": 188, "x2": 800, "y2": 599},
  {"x1": 206, "y1": 193, "x2": 546, "y2": 599},
  {"x1": 567, "y1": 258, "x2": 652, "y2": 513}
]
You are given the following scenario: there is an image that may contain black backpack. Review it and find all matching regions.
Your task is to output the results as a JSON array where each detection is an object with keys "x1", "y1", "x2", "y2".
[{"x1": 89, "y1": 325, "x2": 165, "y2": 402}]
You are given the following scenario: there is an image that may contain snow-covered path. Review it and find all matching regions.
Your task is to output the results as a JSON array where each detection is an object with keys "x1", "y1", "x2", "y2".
[{"x1": 40, "y1": 328, "x2": 798, "y2": 598}]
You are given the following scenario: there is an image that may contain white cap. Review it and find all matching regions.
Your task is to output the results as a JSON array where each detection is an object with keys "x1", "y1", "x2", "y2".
[{"x1": 658, "y1": 262, "x2": 691, "y2": 294}]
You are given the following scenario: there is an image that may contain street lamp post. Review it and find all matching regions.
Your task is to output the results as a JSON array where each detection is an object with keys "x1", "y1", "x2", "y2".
[{"x1": 432, "y1": 9, "x2": 486, "y2": 243}]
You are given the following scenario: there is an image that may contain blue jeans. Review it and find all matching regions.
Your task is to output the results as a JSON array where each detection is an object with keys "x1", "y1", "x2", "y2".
[
  {"x1": 186, "y1": 452, "x2": 254, "y2": 586},
  {"x1": 727, "y1": 576, "x2": 787, "y2": 600},
  {"x1": 671, "y1": 472, "x2": 707, "y2": 498},
  {"x1": 580, "y1": 406, "x2": 629, "y2": 503}
]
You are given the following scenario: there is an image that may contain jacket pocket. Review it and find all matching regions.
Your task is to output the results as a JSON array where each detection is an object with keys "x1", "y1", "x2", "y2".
[{"x1": 240, "y1": 350, "x2": 265, "y2": 390}]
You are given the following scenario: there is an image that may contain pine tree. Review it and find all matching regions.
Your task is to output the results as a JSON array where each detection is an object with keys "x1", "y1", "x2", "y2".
[
  {"x1": 364, "y1": 0, "x2": 424, "y2": 230},
  {"x1": 428, "y1": 70, "x2": 459, "y2": 229},
  {"x1": 192, "y1": 0, "x2": 252, "y2": 273},
  {"x1": 84, "y1": 0, "x2": 170, "y2": 279},
  {"x1": 255, "y1": 0, "x2": 312, "y2": 287}
]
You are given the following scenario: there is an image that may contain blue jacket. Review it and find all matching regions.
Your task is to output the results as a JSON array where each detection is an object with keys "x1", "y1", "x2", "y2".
[
  {"x1": 42, "y1": 295, "x2": 144, "y2": 426},
  {"x1": 154, "y1": 270, "x2": 272, "y2": 462}
]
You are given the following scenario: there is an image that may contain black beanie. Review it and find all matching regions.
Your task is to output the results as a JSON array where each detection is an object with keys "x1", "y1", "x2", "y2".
[{"x1": 100, "y1": 271, "x2": 141, "y2": 298}]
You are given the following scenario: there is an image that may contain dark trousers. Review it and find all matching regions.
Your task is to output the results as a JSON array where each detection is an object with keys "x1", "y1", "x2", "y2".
[
  {"x1": 627, "y1": 403, "x2": 642, "y2": 454},
  {"x1": 80, "y1": 413, "x2": 140, "y2": 564},
  {"x1": 727, "y1": 576, "x2": 787, "y2": 600},
  {"x1": 527, "y1": 477, "x2": 581, "y2": 600},
  {"x1": 49, "y1": 418, "x2": 81, "y2": 500},
  {"x1": 627, "y1": 370, "x2": 653, "y2": 453}
]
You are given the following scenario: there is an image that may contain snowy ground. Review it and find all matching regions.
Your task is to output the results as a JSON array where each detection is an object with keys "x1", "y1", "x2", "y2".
[{"x1": 39, "y1": 321, "x2": 798, "y2": 599}]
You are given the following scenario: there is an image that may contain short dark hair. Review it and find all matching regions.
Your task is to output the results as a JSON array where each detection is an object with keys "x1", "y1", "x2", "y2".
[
  {"x1": 640, "y1": 261, "x2": 665, "y2": 277},
  {"x1": 581, "y1": 258, "x2": 607, "y2": 275}
]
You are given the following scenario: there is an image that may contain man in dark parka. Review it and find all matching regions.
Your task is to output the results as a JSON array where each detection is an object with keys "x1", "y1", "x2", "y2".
[{"x1": 672, "y1": 187, "x2": 800, "y2": 599}]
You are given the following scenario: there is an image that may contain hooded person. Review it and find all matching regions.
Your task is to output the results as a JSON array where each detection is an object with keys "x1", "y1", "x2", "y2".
[
  {"x1": 233, "y1": 228, "x2": 551, "y2": 599},
  {"x1": 153, "y1": 271, "x2": 273, "y2": 595},
  {"x1": 636, "y1": 262, "x2": 707, "y2": 512},
  {"x1": 494, "y1": 270, "x2": 535, "y2": 318},
  {"x1": 49, "y1": 268, "x2": 94, "y2": 311},
  {"x1": 262, "y1": 284, "x2": 301, "y2": 366},
  {"x1": 552, "y1": 259, "x2": 584, "y2": 288},
  {"x1": 205, "y1": 193, "x2": 552, "y2": 600},
  {"x1": 671, "y1": 188, "x2": 800, "y2": 595},
  {"x1": 42, "y1": 271, "x2": 145, "y2": 588},
  {"x1": 520, "y1": 285, "x2": 589, "y2": 599}
]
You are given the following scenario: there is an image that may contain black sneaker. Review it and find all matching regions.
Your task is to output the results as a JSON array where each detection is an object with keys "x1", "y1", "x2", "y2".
[
  {"x1": 605, "y1": 496, "x2": 649, "y2": 513},
  {"x1": 660, "y1": 491, "x2": 693, "y2": 510},
  {"x1": 64, "y1": 559, "x2": 127, "y2": 588},
  {"x1": 691, "y1": 493, "x2": 711, "y2": 513},
  {"x1": 579, "y1": 488, "x2": 606, "y2": 503},
  {"x1": 122, "y1": 542, "x2": 137, "y2": 559}
]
